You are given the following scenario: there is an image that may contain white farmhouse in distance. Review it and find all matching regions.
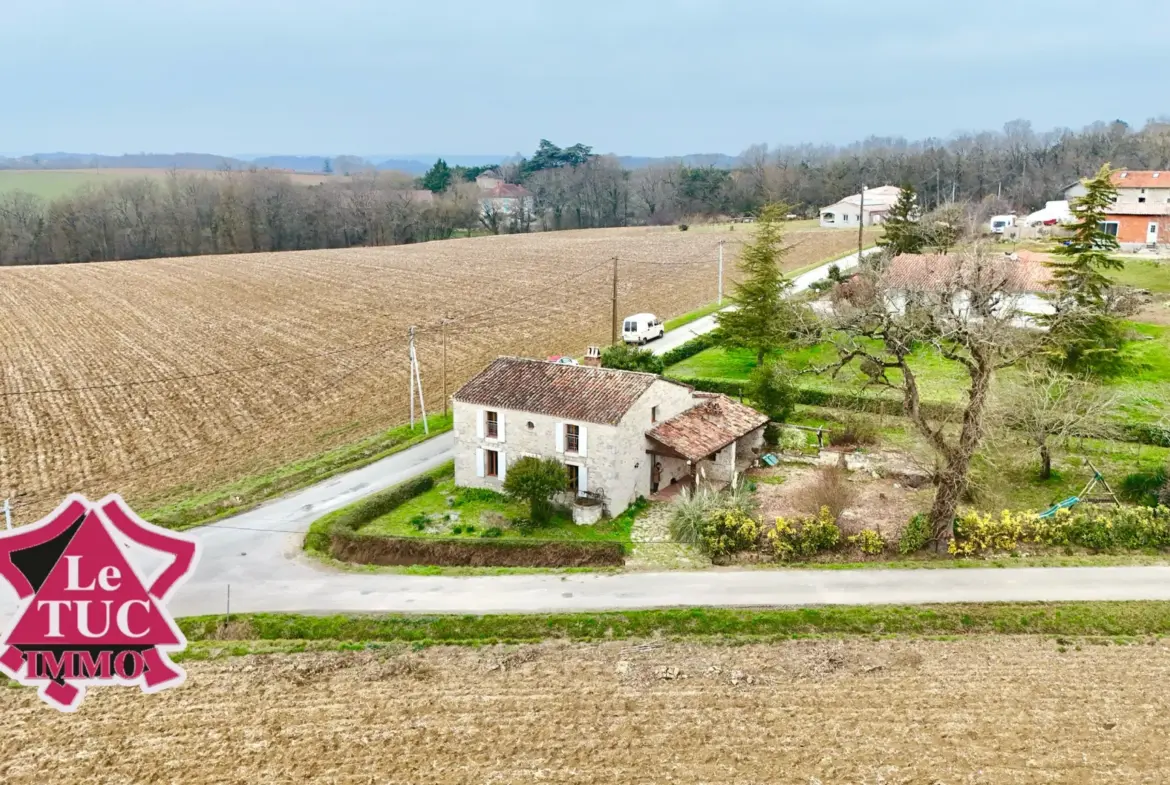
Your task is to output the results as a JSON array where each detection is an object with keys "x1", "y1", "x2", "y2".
[{"x1": 819, "y1": 185, "x2": 904, "y2": 228}]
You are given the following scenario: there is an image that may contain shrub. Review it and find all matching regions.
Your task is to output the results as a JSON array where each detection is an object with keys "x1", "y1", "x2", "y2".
[
  {"x1": 848, "y1": 528, "x2": 885, "y2": 555},
  {"x1": 794, "y1": 465, "x2": 856, "y2": 522},
  {"x1": 668, "y1": 487, "x2": 717, "y2": 545},
  {"x1": 480, "y1": 527, "x2": 503, "y2": 538},
  {"x1": 776, "y1": 426, "x2": 809, "y2": 452},
  {"x1": 898, "y1": 513, "x2": 931, "y2": 555},
  {"x1": 660, "y1": 330, "x2": 722, "y2": 367},
  {"x1": 829, "y1": 415, "x2": 880, "y2": 448},
  {"x1": 601, "y1": 343, "x2": 664, "y2": 374},
  {"x1": 747, "y1": 360, "x2": 797, "y2": 422},
  {"x1": 701, "y1": 507, "x2": 760, "y2": 559},
  {"x1": 410, "y1": 513, "x2": 429, "y2": 531},
  {"x1": 763, "y1": 422, "x2": 782, "y2": 447},
  {"x1": 768, "y1": 506, "x2": 841, "y2": 560},
  {"x1": 510, "y1": 517, "x2": 535, "y2": 533},
  {"x1": 679, "y1": 223, "x2": 689, "y2": 231},
  {"x1": 1122, "y1": 469, "x2": 1167, "y2": 507},
  {"x1": 503, "y1": 456, "x2": 569, "y2": 526},
  {"x1": 949, "y1": 510, "x2": 1030, "y2": 556},
  {"x1": 451, "y1": 525, "x2": 464, "y2": 535},
  {"x1": 669, "y1": 376, "x2": 747, "y2": 397},
  {"x1": 464, "y1": 525, "x2": 476, "y2": 534},
  {"x1": 456, "y1": 487, "x2": 507, "y2": 506}
]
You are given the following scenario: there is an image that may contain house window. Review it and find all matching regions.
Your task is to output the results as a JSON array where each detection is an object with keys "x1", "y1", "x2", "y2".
[
  {"x1": 485, "y1": 411, "x2": 498, "y2": 438},
  {"x1": 1098, "y1": 221, "x2": 1119, "y2": 236},
  {"x1": 651, "y1": 405, "x2": 659, "y2": 423},
  {"x1": 565, "y1": 424, "x2": 580, "y2": 453},
  {"x1": 842, "y1": 214, "x2": 849, "y2": 222},
  {"x1": 823, "y1": 212, "x2": 835, "y2": 222},
  {"x1": 485, "y1": 449, "x2": 499, "y2": 477},
  {"x1": 566, "y1": 463, "x2": 580, "y2": 493},
  {"x1": 1139, "y1": 197, "x2": 1147, "y2": 203}
]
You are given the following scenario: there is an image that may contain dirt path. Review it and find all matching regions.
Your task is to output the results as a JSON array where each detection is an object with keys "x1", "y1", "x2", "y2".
[{"x1": 3, "y1": 638, "x2": 1169, "y2": 783}]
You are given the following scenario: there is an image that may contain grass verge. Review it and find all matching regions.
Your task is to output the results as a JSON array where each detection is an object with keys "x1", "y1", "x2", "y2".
[
  {"x1": 178, "y1": 601, "x2": 1170, "y2": 648},
  {"x1": 144, "y1": 412, "x2": 452, "y2": 530}
]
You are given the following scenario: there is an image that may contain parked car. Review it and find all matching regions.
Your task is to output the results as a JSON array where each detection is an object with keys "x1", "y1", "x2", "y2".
[{"x1": 622, "y1": 313, "x2": 665, "y2": 345}]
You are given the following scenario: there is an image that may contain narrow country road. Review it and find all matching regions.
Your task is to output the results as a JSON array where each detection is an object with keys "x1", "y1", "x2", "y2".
[{"x1": 17, "y1": 245, "x2": 1156, "y2": 620}]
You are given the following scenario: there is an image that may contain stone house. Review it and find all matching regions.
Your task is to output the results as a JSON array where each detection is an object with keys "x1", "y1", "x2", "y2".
[{"x1": 452, "y1": 357, "x2": 769, "y2": 523}]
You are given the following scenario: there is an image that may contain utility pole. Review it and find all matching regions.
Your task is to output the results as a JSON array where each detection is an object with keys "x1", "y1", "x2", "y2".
[
  {"x1": 717, "y1": 240, "x2": 725, "y2": 305},
  {"x1": 610, "y1": 255, "x2": 619, "y2": 346},
  {"x1": 441, "y1": 316, "x2": 449, "y2": 418},
  {"x1": 3, "y1": 498, "x2": 10, "y2": 530},
  {"x1": 951, "y1": 181, "x2": 956, "y2": 203},
  {"x1": 408, "y1": 326, "x2": 429, "y2": 434},
  {"x1": 857, "y1": 183, "x2": 865, "y2": 261}
]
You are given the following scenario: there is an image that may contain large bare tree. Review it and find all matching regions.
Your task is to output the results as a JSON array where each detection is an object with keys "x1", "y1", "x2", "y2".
[{"x1": 824, "y1": 243, "x2": 1060, "y2": 546}]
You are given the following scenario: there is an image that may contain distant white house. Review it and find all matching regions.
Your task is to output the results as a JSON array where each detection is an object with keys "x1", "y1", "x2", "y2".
[
  {"x1": 819, "y1": 185, "x2": 905, "y2": 228},
  {"x1": 1023, "y1": 200, "x2": 1072, "y2": 227}
]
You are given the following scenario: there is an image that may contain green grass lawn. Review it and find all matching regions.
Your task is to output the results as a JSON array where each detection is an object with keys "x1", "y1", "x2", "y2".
[
  {"x1": 668, "y1": 322, "x2": 1170, "y2": 424},
  {"x1": 356, "y1": 477, "x2": 635, "y2": 543},
  {"x1": 0, "y1": 169, "x2": 138, "y2": 199},
  {"x1": 1111, "y1": 259, "x2": 1170, "y2": 293}
]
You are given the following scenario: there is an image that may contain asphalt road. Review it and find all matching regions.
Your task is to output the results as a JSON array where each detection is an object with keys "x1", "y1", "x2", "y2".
[{"x1": 14, "y1": 245, "x2": 1151, "y2": 620}]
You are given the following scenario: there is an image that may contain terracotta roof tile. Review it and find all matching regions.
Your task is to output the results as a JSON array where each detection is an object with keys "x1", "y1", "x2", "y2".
[
  {"x1": 453, "y1": 357, "x2": 665, "y2": 425},
  {"x1": 1112, "y1": 171, "x2": 1170, "y2": 189},
  {"x1": 482, "y1": 183, "x2": 531, "y2": 199},
  {"x1": 886, "y1": 253, "x2": 1055, "y2": 294},
  {"x1": 647, "y1": 394, "x2": 769, "y2": 462}
]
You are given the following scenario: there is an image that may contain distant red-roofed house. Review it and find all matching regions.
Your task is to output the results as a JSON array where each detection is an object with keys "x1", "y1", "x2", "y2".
[
  {"x1": 881, "y1": 253, "x2": 1055, "y2": 326},
  {"x1": 1064, "y1": 170, "x2": 1170, "y2": 251}
]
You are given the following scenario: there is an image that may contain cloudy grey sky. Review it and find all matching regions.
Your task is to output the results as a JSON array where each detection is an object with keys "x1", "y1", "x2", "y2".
[{"x1": 6, "y1": 0, "x2": 1168, "y2": 157}]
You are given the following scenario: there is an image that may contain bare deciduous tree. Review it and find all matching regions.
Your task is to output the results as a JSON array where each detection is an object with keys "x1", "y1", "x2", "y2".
[
  {"x1": 992, "y1": 363, "x2": 1118, "y2": 479},
  {"x1": 823, "y1": 243, "x2": 1060, "y2": 547}
]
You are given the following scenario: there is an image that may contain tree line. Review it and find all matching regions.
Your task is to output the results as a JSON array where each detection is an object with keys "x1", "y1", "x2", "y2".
[{"x1": 4, "y1": 118, "x2": 1170, "y2": 265}]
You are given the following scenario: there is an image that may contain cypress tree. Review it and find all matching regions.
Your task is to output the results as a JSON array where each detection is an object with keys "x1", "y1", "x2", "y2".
[{"x1": 876, "y1": 185, "x2": 923, "y2": 256}]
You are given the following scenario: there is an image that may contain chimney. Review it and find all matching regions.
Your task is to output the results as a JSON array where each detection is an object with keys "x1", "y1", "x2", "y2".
[{"x1": 583, "y1": 346, "x2": 602, "y2": 367}]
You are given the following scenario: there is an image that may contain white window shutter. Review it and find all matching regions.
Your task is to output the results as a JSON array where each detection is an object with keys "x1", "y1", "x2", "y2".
[
  {"x1": 476, "y1": 448, "x2": 485, "y2": 478},
  {"x1": 578, "y1": 426, "x2": 588, "y2": 457},
  {"x1": 499, "y1": 450, "x2": 507, "y2": 482},
  {"x1": 476, "y1": 410, "x2": 485, "y2": 439},
  {"x1": 579, "y1": 465, "x2": 588, "y2": 494},
  {"x1": 498, "y1": 412, "x2": 506, "y2": 443},
  {"x1": 555, "y1": 422, "x2": 564, "y2": 453}
]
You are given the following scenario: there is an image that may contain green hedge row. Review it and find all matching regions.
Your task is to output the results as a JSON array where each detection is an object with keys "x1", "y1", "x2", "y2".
[
  {"x1": 659, "y1": 329, "x2": 723, "y2": 367},
  {"x1": 303, "y1": 463, "x2": 454, "y2": 553},
  {"x1": 330, "y1": 534, "x2": 625, "y2": 568}
]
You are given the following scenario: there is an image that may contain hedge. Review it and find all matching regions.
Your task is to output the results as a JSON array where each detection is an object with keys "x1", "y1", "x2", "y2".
[
  {"x1": 304, "y1": 460, "x2": 627, "y2": 568},
  {"x1": 329, "y1": 534, "x2": 625, "y2": 568},
  {"x1": 659, "y1": 330, "x2": 723, "y2": 367},
  {"x1": 303, "y1": 462, "x2": 454, "y2": 553}
]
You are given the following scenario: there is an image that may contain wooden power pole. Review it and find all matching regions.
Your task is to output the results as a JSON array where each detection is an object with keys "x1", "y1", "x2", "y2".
[
  {"x1": 857, "y1": 183, "x2": 866, "y2": 261},
  {"x1": 610, "y1": 256, "x2": 619, "y2": 346}
]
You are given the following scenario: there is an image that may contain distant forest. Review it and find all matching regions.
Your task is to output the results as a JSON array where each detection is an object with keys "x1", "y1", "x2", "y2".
[{"x1": 2, "y1": 118, "x2": 1168, "y2": 266}]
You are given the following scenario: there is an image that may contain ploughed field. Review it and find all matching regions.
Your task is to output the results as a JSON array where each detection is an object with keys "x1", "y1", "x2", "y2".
[
  {"x1": 0, "y1": 226, "x2": 862, "y2": 521},
  {"x1": 2, "y1": 638, "x2": 1168, "y2": 783}
]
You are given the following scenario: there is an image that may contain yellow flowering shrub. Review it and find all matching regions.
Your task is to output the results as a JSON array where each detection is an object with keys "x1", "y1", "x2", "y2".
[
  {"x1": 767, "y1": 506, "x2": 841, "y2": 560},
  {"x1": 848, "y1": 528, "x2": 886, "y2": 556}
]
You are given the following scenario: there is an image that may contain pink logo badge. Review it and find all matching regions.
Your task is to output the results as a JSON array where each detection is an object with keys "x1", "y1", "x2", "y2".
[{"x1": 0, "y1": 494, "x2": 199, "y2": 712}]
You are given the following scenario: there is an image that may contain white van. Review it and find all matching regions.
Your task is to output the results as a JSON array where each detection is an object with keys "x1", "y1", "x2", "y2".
[
  {"x1": 989, "y1": 214, "x2": 1016, "y2": 234},
  {"x1": 622, "y1": 313, "x2": 665, "y2": 345}
]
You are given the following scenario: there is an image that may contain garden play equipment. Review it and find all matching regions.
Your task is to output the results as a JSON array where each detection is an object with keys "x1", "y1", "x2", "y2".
[{"x1": 1037, "y1": 460, "x2": 1121, "y2": 519}]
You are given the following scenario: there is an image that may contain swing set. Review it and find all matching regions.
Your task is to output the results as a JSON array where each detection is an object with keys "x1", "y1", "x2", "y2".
[{"x1": 1037, "y1": 459, "x2": 1122, "y2": 519}]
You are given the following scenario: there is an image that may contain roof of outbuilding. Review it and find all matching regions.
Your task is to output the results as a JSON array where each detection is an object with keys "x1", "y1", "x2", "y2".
[
  {"x1": 886, "y1": 253, "x2": 1055, "y2": 293},
  {"x1": 453, "y1": 357, "x2": 674, "y2": 425},
  {"x1": 646, "y1": 393, "x2": 769, "y2": 462}
]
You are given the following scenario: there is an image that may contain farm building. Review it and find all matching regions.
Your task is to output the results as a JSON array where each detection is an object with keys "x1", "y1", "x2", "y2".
[
  {"x1": 819, "y1": 185, "x2": 904, "y2": 228},
  {"x1": 451, "y1": 357, "x2": 767, "y2": 522},
  {"x1": 1064, "y1": 170, "x2": 1170, "y2": 252}
]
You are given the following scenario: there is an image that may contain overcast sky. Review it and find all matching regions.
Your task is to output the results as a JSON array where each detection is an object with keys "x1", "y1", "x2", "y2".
[{"x1": 6, "y1": 0, "x2": 1168, "y2": 158}]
